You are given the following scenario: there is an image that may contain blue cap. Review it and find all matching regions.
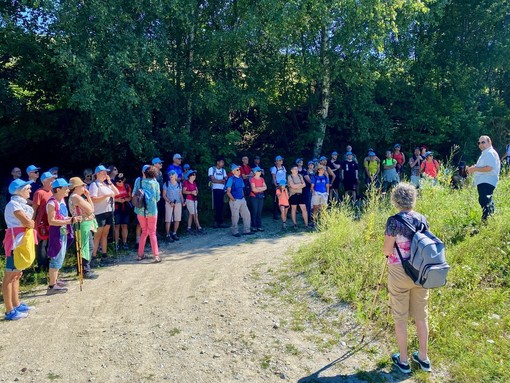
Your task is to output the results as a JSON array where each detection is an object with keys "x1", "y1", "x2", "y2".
[
  {"x1": 231, "y1": 164, "x2": 240, "y2": 171},
  {"x1": 394, "y1": 144, "x2": 401, "y2": 148},
  {"x1": 95, "y1": 165, "x2": 109, "y2": 174},
  {"x1": 184, "y1": 170, "x2": 197, "y2": 179},
  {"x1": 183, "y1": 163, "x2": 190, "y2": 169},
  {"x1": 368, "y1": 148, "x2": 374, "y2": 152},
  {"x1": 173, "y1": 153, "x2": 182, "y2": 160},
  {"x1": 331, "y1": 151, "x2": 338, "y2": 156},
  {"x1": 275, "y1": 155, "x2": 283, "y2": 161},
  {"x1": 48, "y1": 166, "x2": 58, "y2": 174},
  {"x1": 368, "y1": 151, "x2": 376, "y2": 156},
  {"x1": 252, "y1": 167, "x2": 262, "y2": 173},
  {"x1": 40, "y1": 171, "x2": 57, "y2": 182},
  {"x1": 26, "y1": 165, "x2": 40, "y2": 174},
  {"x1": 346, "y1": 151, "x2": 353, "y2": 156},
  {"x1": 152, "y1": 157, "x2": 163, "y2": 165},
  {"x1": 8, "y1": 179, "x2": 33, "y2": 195},
  {"x1": 307, "y1": 160, "x2": 314, "y2": 166},
  {"x1": 425, "y1": 151, "x2": 433, "y2": 157},
  {"x1": 295, "y1": 158, "x2": 303, "y2": 164},
  {"x1": 319, "y1": 156, "x2": 327, "y2": 161},
  {"x1": 167, "y1": 170, "x2": 177, "y2": 176},
  {"x1": 51, "y1": 178, "x2": 71, "y2": 189},
  {"x1": 312, "y1": 158, "x2": 318, "y2": 162},
  {"x1": 278, "y1": 179, "x2": 287, "y2": 186},
  {"x1": 142, "y1": 164, "x2": 150, "y2": 173}
]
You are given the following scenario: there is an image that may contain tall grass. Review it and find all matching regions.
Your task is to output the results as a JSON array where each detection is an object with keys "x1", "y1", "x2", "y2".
[{"x1": 293, "y1": 178, "x2": 510, "y2": 383}]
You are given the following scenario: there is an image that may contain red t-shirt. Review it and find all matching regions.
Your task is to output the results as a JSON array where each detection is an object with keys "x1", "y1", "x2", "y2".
[{"x1": 250, "y1": 177, "x2": 265, "y2": 197}]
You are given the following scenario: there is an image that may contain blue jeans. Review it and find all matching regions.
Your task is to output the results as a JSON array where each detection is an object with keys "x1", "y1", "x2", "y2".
[{"x1": 250, "y1": 197, "x2": 264, "y2": 229}]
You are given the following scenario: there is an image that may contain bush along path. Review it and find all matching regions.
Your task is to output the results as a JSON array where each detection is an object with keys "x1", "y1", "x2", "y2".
[{"x1": 1, "y1": 217, "x2": 413, "y2": 383}]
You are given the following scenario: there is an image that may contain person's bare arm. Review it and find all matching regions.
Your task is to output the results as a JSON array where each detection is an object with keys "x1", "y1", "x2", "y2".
[{"x1": 13, "y1": 209, "x2": 34, "y2": 229}]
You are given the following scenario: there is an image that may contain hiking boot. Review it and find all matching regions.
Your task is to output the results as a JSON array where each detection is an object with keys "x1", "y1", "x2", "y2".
[
  {"x1": 282, "y1": 222, "x2": 287, "y2": 230},
  {"x1": 186, "y1": 228, "x2": 194, "y2": 235},
  {"x1": 412, "y1": 351, "x2": 431, "y2": 372},
  {"x1": 257, "y1": 227, "x2": 264, "y2": 232},
  {"x1": 122, "y1": 243, "x2": 129, "y2": 251},
  {"x1": 5, "y1": 309, "x2": 28, "y2": 321},
  {"x1": 166, "y1": 234, "x2": 174, "y2": 243},
  {"x1": 15, "y1": 303, "x2": 34, "y2": 313},
  {"x1": 114, "y1": 243, "x2": 119, "y2": 252},
  {"x1": 197, "y1": 228, "x2": 205, "y2": 235},
  {"x1": 56, "y1": 280, "x2": 68, "y2": 287},
  {"x1": 84, "y1": 271, "x2": 99, "y2": 280},
  {"x1": 171, "y1": 233, "x2": 180, "y2": 241},
  {"x1": 392, "y1": 353, "x2": 411, "y2": 374},
  {"x1": 47, "y1": 284, "x2": 68, "y2": 294},
  {"x1": 233, "y1": 233, "x2": 241, "y2": 238}
]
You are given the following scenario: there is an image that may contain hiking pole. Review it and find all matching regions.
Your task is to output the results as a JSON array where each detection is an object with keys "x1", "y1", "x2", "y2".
[
  {"x1": 74, "y1": 221, "x2": 84, "y2": 291},
  {"x1": 110, "y1": 196, "x2": 118, "y2": 263},
  {"x1": 361, "y1": 257, "x2": 387, "y2": 343}
]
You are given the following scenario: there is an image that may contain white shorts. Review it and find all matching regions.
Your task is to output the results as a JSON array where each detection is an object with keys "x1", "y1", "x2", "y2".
[
  {"x1": 165, "y1": 202, "x2": 182, "y2": 222},
  {"x1": 311, "y1": 192, "x2": 328, "y2": 206},
  {"x1": 186, "y1": 200, "x2": 198, "y2": 215}
]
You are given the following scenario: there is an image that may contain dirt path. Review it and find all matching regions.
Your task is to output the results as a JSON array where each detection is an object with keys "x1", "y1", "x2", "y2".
[{"x1": 1, "y1": 218, "x2": 399, "y2": 383}]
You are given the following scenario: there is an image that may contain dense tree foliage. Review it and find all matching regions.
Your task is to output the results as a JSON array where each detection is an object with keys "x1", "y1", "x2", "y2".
[{"x1": 1, "y1": 0, "x2": 509, "y2": 175}]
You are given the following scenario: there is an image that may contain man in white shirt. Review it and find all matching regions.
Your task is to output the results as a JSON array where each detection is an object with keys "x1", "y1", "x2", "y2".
[
  {"x1": 467, "y1": 135, "x2": 500, "y2": 221},
  {"x1": 208, "y1": 156, "x2": 228, "y2": 228}
]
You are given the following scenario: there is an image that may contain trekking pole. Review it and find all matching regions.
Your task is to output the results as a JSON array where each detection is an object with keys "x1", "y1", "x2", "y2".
[
  {"x1": 74, "y1": 221, "x2": 84, "y2": 291},
  {"x1": 361, "y1": 257, "x2": 387, "y2": 343},
  {"x1": 110, "y1": 196, "x2": 118, "y2": 263}
]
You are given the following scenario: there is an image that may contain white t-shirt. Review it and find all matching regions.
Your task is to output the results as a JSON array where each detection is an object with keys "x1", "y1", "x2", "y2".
[
  {"x1": 270, "y1": 165, "x2": 287, "y2": 185},
  {"x1": 474, "y1": 147, "x2": 500, "y2": 187},
  {"x1": 89, "y1": 181, "x2": 115, "y2": 214},
  {"x1": 4, "y1": 196, "x2": 34, "y2": 228},
  {"x1": 208, "y1": 166, "x2": 227, "y2": 190}
]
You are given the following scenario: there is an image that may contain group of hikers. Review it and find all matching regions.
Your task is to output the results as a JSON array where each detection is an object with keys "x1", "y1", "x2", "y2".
[{"x1": 1, "y1": 135, "x2": 502, "y2": 377}]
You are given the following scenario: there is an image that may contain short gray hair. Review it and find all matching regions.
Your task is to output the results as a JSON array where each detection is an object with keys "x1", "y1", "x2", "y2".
[{"x1": 391, "y1": 183, "x2": 417, "y2": 211}]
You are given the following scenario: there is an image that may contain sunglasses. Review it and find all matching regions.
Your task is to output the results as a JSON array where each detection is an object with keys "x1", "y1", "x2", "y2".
[
  {"x1": 478, "y1": 141, "x2": 486, "y2": 145},
  {"x1": 116, "y1": 179, "x2": 125, "y2": 183}
]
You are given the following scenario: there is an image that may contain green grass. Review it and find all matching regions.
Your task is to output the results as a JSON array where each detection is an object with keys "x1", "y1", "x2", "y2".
[{"x1": 293, "y1": 178, "x2": 510, "y2": 383}]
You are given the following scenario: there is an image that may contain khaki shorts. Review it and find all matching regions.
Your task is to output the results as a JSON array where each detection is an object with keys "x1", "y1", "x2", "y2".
[
  {"x1": 165, "y1": 202, "x2": 182, "y2": 222},
  {"x1": 186, "y1": 200, "x2": 198, "y2": 215},
  {"x1": 311, "y1": 192, "x2": 328, "y2": 206},
  {"x1": 387, "y1": 264, "x2": 429, "y2": 322}
]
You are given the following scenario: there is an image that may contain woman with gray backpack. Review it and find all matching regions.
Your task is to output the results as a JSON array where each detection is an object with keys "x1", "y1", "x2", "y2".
[{"x1": 383, "y1": 183, "x2": 432, "y2": 375}]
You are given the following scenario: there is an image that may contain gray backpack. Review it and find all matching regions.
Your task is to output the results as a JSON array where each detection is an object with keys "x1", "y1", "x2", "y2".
[{"x1": 393, "y1": 214, "x2": 450, "y2": 289}]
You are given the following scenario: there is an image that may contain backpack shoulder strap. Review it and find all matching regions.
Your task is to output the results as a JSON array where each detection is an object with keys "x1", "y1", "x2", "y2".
[{"x1": 392, "y1": 214, "x2": 417, "y2": 233}]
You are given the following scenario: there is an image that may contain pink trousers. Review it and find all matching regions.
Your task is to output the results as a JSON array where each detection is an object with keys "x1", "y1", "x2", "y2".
[{"x1": 137, "y1": 215, "x2": 159, "y2": 256}]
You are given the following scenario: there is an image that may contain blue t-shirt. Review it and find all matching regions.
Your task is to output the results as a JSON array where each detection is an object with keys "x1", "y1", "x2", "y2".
[
  {"x1": 312, "y1": 175, "x2": 329, "y2": 193},
  {"x1": 166, "y1": 164, "x2": 183, "y2": 180},
  {"x1": 226, "y1": 176, "x2": 245, "y2": 200}
]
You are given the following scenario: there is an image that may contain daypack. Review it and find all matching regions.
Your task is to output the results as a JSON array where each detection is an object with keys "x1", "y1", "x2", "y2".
[
  {"x1": 132, "y1": 178, "x2": 147, "y2": 209},
  {"x1": 392, "y1": 214, "x2": 450, "y2": 289}
]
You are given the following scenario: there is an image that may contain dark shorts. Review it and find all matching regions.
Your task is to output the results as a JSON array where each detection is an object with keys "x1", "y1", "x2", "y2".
[
  {"x1": 289, "y1": 193, "x2": 305, "y2": 206},
  {"x1": 343, "y1": 179, "x2": 358, "y2": 191},
  {"x1": 96, "y1": 212, "x2": 113, "y2": 228},
  {"x1": 114, "y1": 209, "x2": 130, "y2": 225}
]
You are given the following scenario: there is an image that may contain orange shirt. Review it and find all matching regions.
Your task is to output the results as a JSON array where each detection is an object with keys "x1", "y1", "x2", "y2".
[{"x1": 276, "y1": 188, "x2": 290, "y2": 206}]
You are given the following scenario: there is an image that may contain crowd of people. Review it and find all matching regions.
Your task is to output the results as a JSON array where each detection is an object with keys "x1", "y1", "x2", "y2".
[{"x1": 1, "y1": 135, "x2": 502, "y2": 378}]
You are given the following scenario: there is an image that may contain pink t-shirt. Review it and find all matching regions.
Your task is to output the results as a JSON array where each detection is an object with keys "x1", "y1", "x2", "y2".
[{"x1": 183, "y1": 180, "x2": 197, "y2": 201}]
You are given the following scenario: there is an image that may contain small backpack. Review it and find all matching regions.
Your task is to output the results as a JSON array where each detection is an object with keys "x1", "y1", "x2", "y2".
[
  {"x1": 132, "y1": 178, "x2": 147, "y2": 209},
  {"x1": 393, "y1": 214, "x2": 450, "y2": 289}
]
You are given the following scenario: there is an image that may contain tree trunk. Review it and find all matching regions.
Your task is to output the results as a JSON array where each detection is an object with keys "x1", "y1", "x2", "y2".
[
  {"x1": 314, "y1": 26, "x2": 330, "y2": 157},
  {"x1": 184, "y1": 5, "x2": 195, "y2": 135}
]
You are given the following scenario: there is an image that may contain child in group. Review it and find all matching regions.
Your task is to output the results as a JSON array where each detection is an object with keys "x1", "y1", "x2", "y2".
[
  {"x1": 183, "y1": 170, "x2": 203, "y2": 234},
  {"x1": 382, "y1": 150, "x2": 400, "y2": 193},
  {"x1": 275, "y1": 179, "x2": 290, "y2": 229}
]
